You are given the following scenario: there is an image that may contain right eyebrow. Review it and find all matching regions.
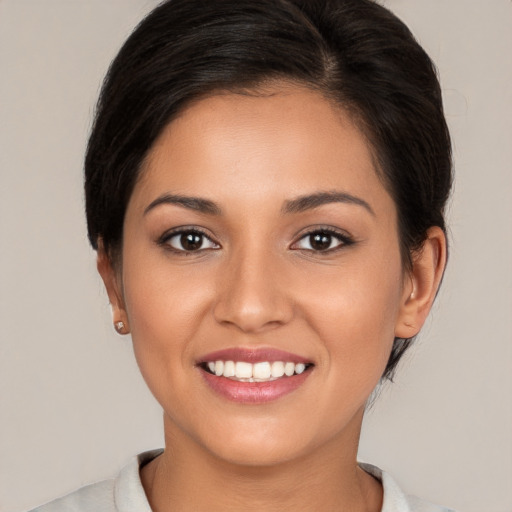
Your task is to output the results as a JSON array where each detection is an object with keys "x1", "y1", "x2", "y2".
[
  {"x1": 282, "y1": 190, "x2": 375, "y2": 217},
  {"x1": 143, "y1": 193, "x2": 222, "y2": 216}
]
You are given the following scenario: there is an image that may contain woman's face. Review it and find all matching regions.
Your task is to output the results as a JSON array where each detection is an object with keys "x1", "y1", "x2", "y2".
[{"x1": 112, "y1": 85, "x2": 414, "y2": 465}]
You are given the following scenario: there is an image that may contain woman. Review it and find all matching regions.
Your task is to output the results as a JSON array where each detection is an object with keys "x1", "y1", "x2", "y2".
[{"x1": 31, "y1": 0, "x2": 454, "y2": 510}]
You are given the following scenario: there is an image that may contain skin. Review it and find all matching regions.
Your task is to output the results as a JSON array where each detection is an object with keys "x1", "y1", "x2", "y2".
[{"x1": 98, "y1": 84, "x2": 446, "y2": 512}]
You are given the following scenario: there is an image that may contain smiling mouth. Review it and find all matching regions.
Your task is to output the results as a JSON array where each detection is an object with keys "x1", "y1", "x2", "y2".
[
  {"x1": 198, "y1": 349, "x2": 314, "y2": 403},
  {"x1": 200, "y1": 360, "x2": 314, "y2": 382}
]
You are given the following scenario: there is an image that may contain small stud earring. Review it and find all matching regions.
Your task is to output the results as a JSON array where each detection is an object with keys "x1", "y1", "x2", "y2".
[{"x1": 115, "y1": 321, "x2": 125, "y2": 333}]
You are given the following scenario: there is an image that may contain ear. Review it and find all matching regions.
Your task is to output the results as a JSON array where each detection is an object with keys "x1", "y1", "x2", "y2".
[
  {"x1": 395, "y1": 226, "x2": 447, "y2": 339},
  {"x1": 96, "y1": 240, "x2": 130, "y2": 335}
]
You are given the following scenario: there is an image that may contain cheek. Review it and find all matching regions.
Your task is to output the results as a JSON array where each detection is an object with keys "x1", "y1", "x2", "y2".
[
  {"x1": 296, "y1": 252, "x2": 404, "y2": 382},
  {"x1": 119, "y1": 250, "x2": 215, "y2": 394},
  {"x1": 122, "y1": 239, "x2": 211, "y2": 330}
]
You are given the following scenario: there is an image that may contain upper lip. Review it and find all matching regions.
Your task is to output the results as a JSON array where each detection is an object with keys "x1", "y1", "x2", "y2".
[{"x1": 197, "y1": 347, "x2": 312, "y2": 365}]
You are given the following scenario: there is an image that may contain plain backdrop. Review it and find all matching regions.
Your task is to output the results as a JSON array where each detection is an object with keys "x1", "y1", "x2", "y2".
[{"x1": 0, "y1": 1, "x2": 511, "y2": 511}]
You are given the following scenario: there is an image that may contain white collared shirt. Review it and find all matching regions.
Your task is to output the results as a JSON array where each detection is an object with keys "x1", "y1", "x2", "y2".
[{"x1": 28, "y1": 450, "x2": 457, "y2": 512}]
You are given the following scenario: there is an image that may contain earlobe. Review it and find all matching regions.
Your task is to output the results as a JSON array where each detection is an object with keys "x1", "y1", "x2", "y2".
[
  {"x1": 395, "y1": 226, "x2": 447, "y2": 339},
  {"x1": 96, "y1": 240, "x2": 130, "y2": 335}
]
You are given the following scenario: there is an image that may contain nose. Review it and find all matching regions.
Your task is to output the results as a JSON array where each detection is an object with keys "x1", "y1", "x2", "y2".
[{"x1": 213, "y1": 248, "x2": 294, "y2": 334}]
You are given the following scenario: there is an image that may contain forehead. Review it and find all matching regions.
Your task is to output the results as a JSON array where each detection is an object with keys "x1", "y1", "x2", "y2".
[{"x1": 134, "y1": 85, "x2": 393, "y2": 216}]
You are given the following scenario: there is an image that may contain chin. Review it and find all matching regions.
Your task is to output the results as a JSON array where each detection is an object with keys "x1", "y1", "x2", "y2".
[
  {"x1": 186, "y1": 406, "x2": 358, "y2": 469},
  {"x1": 204, "y1": 434, "x2": 310, "y2": 468}
]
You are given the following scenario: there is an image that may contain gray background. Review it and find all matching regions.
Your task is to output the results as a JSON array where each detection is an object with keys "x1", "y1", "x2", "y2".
[{"x1": 1, "y1": 1, "x2": 511, "y2": 511}]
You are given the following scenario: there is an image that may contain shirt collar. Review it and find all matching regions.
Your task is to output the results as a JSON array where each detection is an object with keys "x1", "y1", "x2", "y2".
[{"x1": 114, "y1": 450, "x2": 413, "y2": 512}]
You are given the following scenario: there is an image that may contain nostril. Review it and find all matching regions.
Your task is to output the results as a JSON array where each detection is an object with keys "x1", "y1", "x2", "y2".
[
  {"x1": 212, "y1": 259, "x2": 294, "y2": 332},
  {"x1": 213, "y1": 296, "x2": 293, "y2": 333}
]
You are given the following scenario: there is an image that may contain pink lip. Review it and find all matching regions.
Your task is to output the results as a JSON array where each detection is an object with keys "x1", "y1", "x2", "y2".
[
  {"x1": 199, "y1": 368, "x2": 312, "y2": 404},
  {"x1": 197, "y1": 347, "x2": 314, "y2": 404},
  {"x1": 198, "y1": 347, "x2": 311, "y2": 364}
]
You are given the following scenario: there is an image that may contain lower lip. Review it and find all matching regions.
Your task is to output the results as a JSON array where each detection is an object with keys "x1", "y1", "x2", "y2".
[{"x1": 200, "y1": 368, "x2": 312, "y2": 404}]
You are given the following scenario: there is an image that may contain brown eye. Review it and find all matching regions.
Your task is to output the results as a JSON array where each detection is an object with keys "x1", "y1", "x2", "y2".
[
  {"x1": 181, "y1": 232, "x2": 203, "y2": 251},
  {"x1": 165, "y1": 230, "x2": 219, "y2": 252},
  {"x1": 293, "y1": 229, "x2": 352, "y2": 252},
  {"x1": 309, "y1": 233, "x2": 333, "y2": 251}
]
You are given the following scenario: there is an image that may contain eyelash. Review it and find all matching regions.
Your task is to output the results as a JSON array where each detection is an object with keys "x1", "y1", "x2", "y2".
[
  {"x1": 291, "y1": 227, "x2": 355, "y2": 254},
  {"x1": 157, "y1": 227, "x2": 354, "y2": 255},
  {"x1": 158, "y1": 227, "x2": 219, "y2": 255}
]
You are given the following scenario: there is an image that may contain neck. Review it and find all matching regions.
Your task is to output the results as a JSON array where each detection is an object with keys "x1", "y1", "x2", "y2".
[{"x1": 141, "y1": 409, "x2": 382, "y2": 512}]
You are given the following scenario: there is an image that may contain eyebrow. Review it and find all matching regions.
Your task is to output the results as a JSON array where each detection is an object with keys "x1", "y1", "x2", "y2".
[
  {"x1": 144, "y1": 190, "x2": 374, "y2": 217},
  {"x1": 144, "y1": 194, "x2": 222, "y2": 216},
  {"x1": 282, "y1": 190, "x2": 375, "y2": 216}
]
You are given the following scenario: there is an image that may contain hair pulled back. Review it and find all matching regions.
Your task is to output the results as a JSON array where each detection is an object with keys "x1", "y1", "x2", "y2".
[{"x1": 85, "y1": 0, "x2": 452, "y2": 380}]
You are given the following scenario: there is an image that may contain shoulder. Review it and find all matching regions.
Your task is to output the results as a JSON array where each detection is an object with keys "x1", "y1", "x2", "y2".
[
  {"x1": 407, "y1": 495, "x2": 458, "y2": 512},
  {"x1": 359, "y1": 462, "x2": 458, "y2": 512},
  {"x1": 27, "y1": 479, "x2": 115, "y2": 512},
  {"x1": 25, "y1": 450, "x2": 163, "y2": 512}
]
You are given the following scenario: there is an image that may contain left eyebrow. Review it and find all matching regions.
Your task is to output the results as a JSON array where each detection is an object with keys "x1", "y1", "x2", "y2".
[
  {"x1": 282, "y1": 190, "x2": 375, "y2": 216},
  {"x1": 144, "y1": 193, "x2": 222, "y2": 216}
]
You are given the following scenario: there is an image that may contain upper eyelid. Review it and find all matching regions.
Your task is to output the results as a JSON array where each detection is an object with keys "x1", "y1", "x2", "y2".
[
  {"x1": 158, "y1": 226, "x2": 217, "y2": 243},
  {"x1": 293, "y1": 226, "x2": 354, "y2": 242}
]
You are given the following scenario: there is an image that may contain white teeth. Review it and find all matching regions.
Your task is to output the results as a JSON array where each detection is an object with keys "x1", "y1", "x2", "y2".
[
  {"x1": 271, "y1": 361, "x2": 285, "y2": 378},
  {"x1": 223, "y1": 360, "x2": 235, "y2": 377},
  {"x1": 284, "y1": 362, "x2": 295, "y2": 376},
  {"x1": 295, "y1": 363, "x2": 306, "y2": 375},
  {"x1": 235, "y1": 361, "x2": 253, "y2": 379},
  {"x1": 205, "y1": 360, "x2": 310, "y2": 380},
  {"x1": 214, "y1": 360, "x2": 224, "y2": 376},
  {"x1": 253, "y1": 362, "x2": 271, "y2": 379}
]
